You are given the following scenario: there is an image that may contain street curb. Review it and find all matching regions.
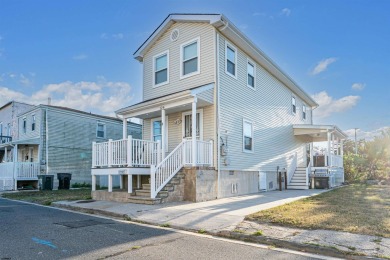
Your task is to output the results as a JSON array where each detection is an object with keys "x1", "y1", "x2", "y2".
[{"x1": 51, "y1": 202, "x2": 371, "y2": 260}]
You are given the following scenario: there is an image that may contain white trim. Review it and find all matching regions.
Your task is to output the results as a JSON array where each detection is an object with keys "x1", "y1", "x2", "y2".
[
  {"x1": 96, "y1": 122, "x2": 106, "y2": 139},
  {"x1": 246, "y1": 58, "x2": 256, "y2": 90},
  {"x1": 182, "y1": 108, "x2": 203, "y2": 140},
  {"x1": 180, "y1": 37, "x2": 200, "y2": 80},
  {"x1": 242, "y1": 118, "x2": 254, "y2": 153},
  {"x1": 152, "y1": 50, "x2": 169, "y2": 88},
  {"x1": 291, "y1": 96, "x2": 296, "y2": 115},
  {"x1": 151, "y1": 116, "x2": 169, "y2": 152},
  {"x1": 225, "y1": 40, "x2": 237, "y2": 79}
]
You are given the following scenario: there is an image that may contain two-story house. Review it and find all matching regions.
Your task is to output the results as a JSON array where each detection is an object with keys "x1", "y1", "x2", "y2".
[
  {"x1": 91, "y1": 14, "x2": 347, "y2": 204},
  {"x1": 0, "y1": 103, "x2": 141, "y2": 191}
]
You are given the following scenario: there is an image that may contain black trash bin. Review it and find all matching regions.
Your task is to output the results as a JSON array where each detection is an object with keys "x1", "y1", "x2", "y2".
[
  {"x1": 38, "y1": 175, "x2": 54, "y2": 190},
  {"x1": 314, "y1": 177, "x2": 329, "y2": 189},
  {"x1": 57, "y1": 173, "x2": 72, "y2": 189}
]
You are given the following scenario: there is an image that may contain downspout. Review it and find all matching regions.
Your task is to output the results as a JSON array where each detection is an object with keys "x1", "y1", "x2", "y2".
[
  {"x1": 216, "y1": 31, "x2": 221, "y2": 199},
  {"x1": 45, "y1": 108, "x2": 49, "y2": 175}
]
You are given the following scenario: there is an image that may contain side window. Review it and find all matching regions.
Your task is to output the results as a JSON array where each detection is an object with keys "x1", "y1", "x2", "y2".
[
  {"x1": 23, "y1": 118, "x2": 27, "y2": 134},
  {"x1": 31, "y1": 115, "x2": 36, "y2": 131},
  {"x1": 302, "y1": 105, "x2": 306, "y2": 120},
  {"x1": 181, "y1": 38, "x2": 199, "y2": 78},
  {"x1": 247, "y1": 60, "x2": 255, "y2": 88},
  {"x1": 154, "y1": 51, "x2": 169, "y2": 87},
  {"x1": 292, "y1": 96, "x2": 296, "y2": 115},
  {"x1": 96, "y1": 123, "x2": 106, "y2": 138},
  {"x1": 226, "y1": 43, "x2": 237, "y2": 78},
  {"x1": 243, "y1": 119, "x2": 253, "y2": 152}
]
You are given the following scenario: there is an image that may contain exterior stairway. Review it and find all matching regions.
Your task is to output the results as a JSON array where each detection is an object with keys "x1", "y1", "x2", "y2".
[
  {"x1": 289, "y1": 166, "x2": 309, "y2": 189},
  {"x1": 128, "y1": 169, "x2": 185, "y2": 204}
]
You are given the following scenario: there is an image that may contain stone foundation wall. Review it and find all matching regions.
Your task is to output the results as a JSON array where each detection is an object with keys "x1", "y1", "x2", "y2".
[
  {"x1": 92, "y1": 190, "x2": 130, "y2": 203},
  {"x1": 183, "y1": 167, "x2": 218, "y2": 202}
]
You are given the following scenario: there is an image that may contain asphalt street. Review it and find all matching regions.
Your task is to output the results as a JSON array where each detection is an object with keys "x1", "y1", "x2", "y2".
[{"x1": 0, "y1": 198, "x2": 327, "y2": 260}]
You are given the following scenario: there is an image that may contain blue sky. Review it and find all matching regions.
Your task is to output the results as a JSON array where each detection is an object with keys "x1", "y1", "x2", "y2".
[{"x1": 0, "y1": 0, "x2": 389, "y2": 138}]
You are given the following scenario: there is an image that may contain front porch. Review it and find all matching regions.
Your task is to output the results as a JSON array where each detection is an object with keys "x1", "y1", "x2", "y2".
[
  {"x1": 91, "y1": 83, "x2": 215, "y2": 201},
  {"x1": 290, "y1": 124, "x2": 348, "y2": 189}
]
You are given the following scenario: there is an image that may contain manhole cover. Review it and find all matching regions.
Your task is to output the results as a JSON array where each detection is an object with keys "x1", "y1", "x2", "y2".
[{"x1": 55, "y1": 219, "x2": 108, "y2": 228}]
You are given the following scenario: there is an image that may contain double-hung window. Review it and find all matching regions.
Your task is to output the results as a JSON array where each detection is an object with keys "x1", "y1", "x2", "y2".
[
  {"x1": 247, "y1": 60, "x2": 255, "y2": 88},
  {"x1": 292, "y1": 96, "x2": 296, "y2": 114},
  {"x1": 181, "y1": 38, "x2": 199, "y2": 77},
  {"x1": 154, "y1": 51, "x2": 168, "y2": 86},
  {"x1": 226, "y1": 43, "x2": 237, "y2": 78},
  {"x1": 96, "y1": 123, "x2": 105, "y2": 138},
  {"x1": 243, "y1": 119, "x2": 253, "y2": 152},
  {"x1": 184, "y1": 113, "x2": 200, "y2": 138},
  {"x1": 302, "y1": 105, "x2": 306, "y2": 120},
  {"x1": 31, "y1": 115, "x2": 36, "y2": 131},
  {"x1": 23, "y1": 118, "x2": 27, "y2": 134}
]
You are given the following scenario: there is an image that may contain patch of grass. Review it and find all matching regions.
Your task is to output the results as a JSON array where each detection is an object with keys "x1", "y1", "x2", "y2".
[
  {"x1": 130, "y1": 246, "x2": 141, "y2": 250},
  {"x1": 2, "y1": 189, "x2": 92, "y2": 205},
  {"x1": 232, "y1": 229, "x2": 245, "y2": 233},
  {"x1": 160, "y1": 223, "x2": 170, "y2": 228},
  {"x1": 198, "y1": 229, "x2": 206, "y2": 234},
  {"x1": 247, "y1": 184, "x2": 390, "y2": 238},
  {"x1": 371, "y1": 238, "x2": 382, "y2": 243},
  {"x1": 123, "y1": 216, "x2": 132, "y2": 221},
  {"x1": 347, "y1": 246, "x2": 356, "y2": 251},
  {"x1": 252, "y1": 230, "x2": 263, "y2": 236}
]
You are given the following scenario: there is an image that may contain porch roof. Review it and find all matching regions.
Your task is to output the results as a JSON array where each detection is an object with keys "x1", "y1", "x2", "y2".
[
  {"x1": 293, "y1": 124, "x2": 348, "y2": 142},
  {"x1": 12, "y1": 138, "x2": 40, "y2": 145},
  {"x1": 116, "y1": 83, "x2": 214, "y2": 119}
]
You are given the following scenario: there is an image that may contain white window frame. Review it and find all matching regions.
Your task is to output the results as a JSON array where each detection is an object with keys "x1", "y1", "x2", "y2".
[
  {"x1": 31, "y1": 114, "x2": 36, "y2": 132},
  {"x1": 96, "y1": 122, "x2": 106, "y2": 139},
  {"x1": 180, "y1": 37, "x2": 200, "y2": 79},
  {"x1": 242, "y1": 119, "x2": 254, "y2": 153},
  {"x1": 302, "y1": 104, "x2": 307, "y2": 121},
  {"x1": 151, "y1": 116, "x2": 169, "y2": 152},
  {"x1": 153, "y1": 50, "x2": 169, "y2": 88},
  {"x1": 247, "y1": 58, "x2": 256, "y2": 90},
  {"x1": 291, "y1": 96, "x2": 296, "y2": 115},
  {"x1": 225, "y1": 41, "x2": 237, "y2": 79},
  {"x1": 181, "y1": 109, "x2": 203, "y2": 140},
  {"x1": 22, "y1": 117, "x2": 27, "y2": 134}
]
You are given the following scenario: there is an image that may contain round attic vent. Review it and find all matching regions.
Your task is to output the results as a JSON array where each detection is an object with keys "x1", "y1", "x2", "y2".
[{"x1": 170, "y1": 29, "x2": 179, "y2": 42}]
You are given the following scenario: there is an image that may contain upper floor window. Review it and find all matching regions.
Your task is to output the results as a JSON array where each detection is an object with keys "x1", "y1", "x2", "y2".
[
  {"x1": 23, "y1": 118, "x2": 27, "y2": 134},
  {"x1": 31, "y1": 115, "x2": 36, "y2": 131},
  {"x1": 247, "y1": 60, "x2": 255, "y2": 88},
  {"x1": 154, "y1": 51, "x2": 169, "y2": 87},
  {"x1": 226, "y1": 43, "x2": 237, "y2": 78},
  {"x1": 7, "y1": 123, "x2": 11, "y2": 136},
  {"x1": 302, "y1": 105, "x2": 307, "y2": 120},
  {"x1": 243, "y1": 119, "x2": 253, "y2": 152},
  {"x1": 96, "y1": 123, "x2": 105, "y2": 138},
  {"x1": 181, "y1": 38, "x2": 199, "y2": 78},
  {"x1": 292, "y1": 96, "x2": 296, "y2": 114}
]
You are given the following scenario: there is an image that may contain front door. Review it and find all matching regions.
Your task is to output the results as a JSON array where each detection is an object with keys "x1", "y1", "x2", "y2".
[
  {"x1": 151, "y1": 117, "x2": 168, "y2": 152},
  {"x1": 182, "y1": 110, "x2": 203, "y2": 140}
]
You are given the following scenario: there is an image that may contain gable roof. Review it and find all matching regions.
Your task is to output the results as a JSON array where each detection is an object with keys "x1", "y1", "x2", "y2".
[{"x1": 133, "y1": 13, "x2": 318, "y2": 108}]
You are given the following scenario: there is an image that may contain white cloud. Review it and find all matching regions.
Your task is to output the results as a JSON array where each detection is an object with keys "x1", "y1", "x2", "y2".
[
  {"x1": 311, "y1": 57, "x2": 338, "y2": 75},
  {"x1": 100, "y1": 33, "x2": 124, "y2": 40},
  {"x1": 112, "y1": 33, "x2": 124, "y2": 40},
  {"x1": 351, "y1": 82, "x2": 365, "y2": 91},
  {"x1": 281, "y1": 8, "x2": 291, "y2": 17},
  {"x1": 72, "y1": 54, "x2": 87, "y2": 60},
  {"x1": 312, "y1": 91, "x2": 360, "y2": 118},
  {"x1": 344, "y1": 126, "x2": 390, "y2": 141},
  {"x1": 19, "y1": 74, "x2": 31, "y2": 86},
  {"x1": 0, "y1": 79, "x2": 133, "y2": 116}
]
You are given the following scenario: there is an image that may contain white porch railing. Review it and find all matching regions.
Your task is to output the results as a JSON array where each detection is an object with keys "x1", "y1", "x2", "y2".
[
  {"x1": 286, "y1": 152, "x2": 297, "y2": 185},
  {"x1": 329, "y1": 154, "x2": 343, "y2": 168},
  {"x1": 150, "y1": 139, "x2": 213, "y2": 198},
  {"x1": 183, "y1": 139, "x2": 213, "y2": 166},
  {"x1": 16, "y1": 162, "x2": 39, "y2": 179},
  {"x1": 92, "y1": 136, "x2": 160, "y2": 168},
  {"x1": 305, "y1": 164, "x2": 311, "y2": 186}
]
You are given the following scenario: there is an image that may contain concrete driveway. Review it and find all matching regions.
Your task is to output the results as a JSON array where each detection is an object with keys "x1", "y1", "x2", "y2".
[{"x1": 55, "y1": 189, "x2": 328, "y2": 232}]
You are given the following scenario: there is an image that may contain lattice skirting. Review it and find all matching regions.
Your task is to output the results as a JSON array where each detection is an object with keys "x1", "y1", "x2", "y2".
[{"x1": 0, "y1": 178, "x2": 14, "y2": 191}]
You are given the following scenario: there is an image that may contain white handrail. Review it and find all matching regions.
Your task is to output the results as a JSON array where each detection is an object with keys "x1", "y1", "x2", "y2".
[
  {"x1": 287, "y1": 152, "x2": 297, "y2": 184},
  {"x1": 151, "y1": 140, "x2": 185, "y2": 198},
  {"x1": 305, "y1": 164, "x2": 311, "y2": 187}
]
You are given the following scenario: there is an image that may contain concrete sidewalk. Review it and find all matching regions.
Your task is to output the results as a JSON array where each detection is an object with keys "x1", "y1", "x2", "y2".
[{"x1": 54, "y1": 189, "x2": 327, "y2": 232}]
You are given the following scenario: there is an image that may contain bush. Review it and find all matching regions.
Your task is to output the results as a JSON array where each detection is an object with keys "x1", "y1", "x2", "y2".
[{"x1": 71, "y1": 182, "x2": 92, "y2": 188}]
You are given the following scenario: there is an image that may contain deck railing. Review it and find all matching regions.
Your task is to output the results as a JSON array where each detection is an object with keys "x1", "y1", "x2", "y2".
[
  {"x1": 0, "y1": 135, "x2": 12, "y2": 144},
  {"x1": 0, "y1": 162, "x2": 14, "y2": 178},
  {"x1": 183, "y1": 139, "x2": 213, "y2": 166},
  {"x1": 16, "y1": 162, "x2": 39, "y2": 179},
  {"x1": 92, "y1": 136, "x2": 160, "y2": 168}
]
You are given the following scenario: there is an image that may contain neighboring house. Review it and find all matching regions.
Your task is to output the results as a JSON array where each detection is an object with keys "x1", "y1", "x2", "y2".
[
  {"x1": 91, "y1": 14, "x2": 347, "y2": 204},
  {"x1": 0, "y1": 103, "x2": 141, "y2": 191}
]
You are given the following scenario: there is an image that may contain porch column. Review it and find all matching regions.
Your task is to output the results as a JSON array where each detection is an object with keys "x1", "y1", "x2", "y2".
[
  {"x1": 309, "y1": 143, "x2": 313, "y2": 167},
  {"x1": 192, "y1": 97, "x2": 197, "y2": 166},
  {"x1": 326, "y1": 131, "x2": 331, "y2": 167},
  {"x1": 128, "y1": 174, "x2": 133, "y2": 194},
  {"x1": 122, "y1": 117, "x2": 128, "y2": 139},
  {"x1": 13, "y1": 144, "x2": 18, "y2": 190},
  {"x1": 92, "y1": 175, "x2": 96, "y2": 191},
  {"x1": 108, "y1": 174, "x2": 113, "y2": 192},
  {"x1": 161, "y1": 107, "x2": 166, "y2": 160},
  {"x1": 4, "y1": 147, "x2": 7, "y2": 162}
]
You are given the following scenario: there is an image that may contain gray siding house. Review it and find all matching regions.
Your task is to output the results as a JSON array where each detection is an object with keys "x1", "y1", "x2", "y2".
[
  {"x1": 0, "y1": 103, "x2": 141, "y2": 190},
  {"x1": 91, "y1": 14, "x2": 347, "y2": 204}
]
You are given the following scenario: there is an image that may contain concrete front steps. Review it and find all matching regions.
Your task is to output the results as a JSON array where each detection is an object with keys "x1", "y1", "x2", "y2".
[{"x1": 288, "y1": 167, "x2": 309, "y2": 190}]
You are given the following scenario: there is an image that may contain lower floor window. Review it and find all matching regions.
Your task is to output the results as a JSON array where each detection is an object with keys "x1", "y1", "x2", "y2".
[{"x1": 243, "y1": 120, "x2": 253, "y2": 152}]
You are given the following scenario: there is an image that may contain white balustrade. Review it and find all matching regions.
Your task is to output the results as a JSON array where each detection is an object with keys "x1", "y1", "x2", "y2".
[
  {"x1": 0, "y1": 162, "x2": 14, "y2": 178},
  {"x1": 183, "y1": 139, "x2": 213, "y2": 166},
  {"x1": 16, "y1": 162, "x2": 39, "y2": 179}
]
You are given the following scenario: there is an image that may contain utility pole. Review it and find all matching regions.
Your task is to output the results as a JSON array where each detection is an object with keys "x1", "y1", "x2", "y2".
[{"x1": 354, "y1": 128, "x2": 359, "y2": 155}]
